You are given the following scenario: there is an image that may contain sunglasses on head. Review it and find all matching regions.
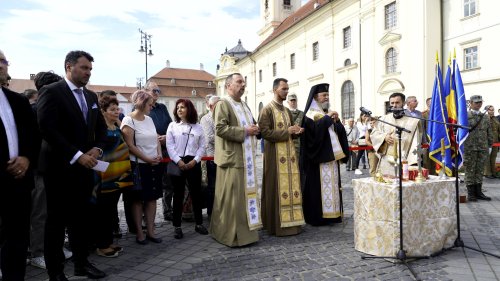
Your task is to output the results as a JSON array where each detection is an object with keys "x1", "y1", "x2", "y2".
[{"x1": 152, "y1": 89, "x2": 161, "y2": 94}]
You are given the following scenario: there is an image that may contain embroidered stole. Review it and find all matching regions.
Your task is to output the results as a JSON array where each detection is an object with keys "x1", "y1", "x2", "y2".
[
  {"x1": 305, "y1": 102, "x2": 345, "y2": 218},
  {"x1": 270, "y1": 102, "x2": 305, "y2": 227},
  {"x1": 225, "y1": 97, "x2": 262, "y2": 230}
]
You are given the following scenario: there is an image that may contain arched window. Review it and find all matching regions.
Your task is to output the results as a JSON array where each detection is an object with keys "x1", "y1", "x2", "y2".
[
  {"x1": 341, "y1": 80, "x2": 355, "y2": 120},
  {"x1": 385, "y1": 48, "x2": 398, "y2": 74},
  {"x1": 344, "y1": 59, "x2": 351, "y2": 66}
]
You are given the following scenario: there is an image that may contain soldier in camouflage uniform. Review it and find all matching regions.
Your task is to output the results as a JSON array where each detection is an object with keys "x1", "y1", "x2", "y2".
[
  {"x1": 464, "y1": 95, "x2": 493, "y2": 201},
  {"x1": 287, "y1": 93, "x2": 304, "y2": 157},
  {"x1": 483, "y1": 105, "x2": 500, "y2": 178}
]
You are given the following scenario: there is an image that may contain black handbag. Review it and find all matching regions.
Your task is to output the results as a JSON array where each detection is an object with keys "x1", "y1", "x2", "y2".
[{"x1": 167, "y1": 126, "x2": 192, "y2": 177}]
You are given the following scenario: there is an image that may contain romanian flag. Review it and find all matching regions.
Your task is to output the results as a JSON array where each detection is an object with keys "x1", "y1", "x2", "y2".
[
  {"x1": 427, "y1": 58, "x2": 453, "y2": 176},
  {"x1": 451, "y1": 57, "x2": 469, "y2": 169},
  {"x1": 444, "y1": 60, "x2": 456, "y2": 154}
]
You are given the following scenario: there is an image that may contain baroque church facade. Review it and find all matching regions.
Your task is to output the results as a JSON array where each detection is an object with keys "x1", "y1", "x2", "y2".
[{"x1": 215, "y1": 0, "x2": 500, "y2": 119}]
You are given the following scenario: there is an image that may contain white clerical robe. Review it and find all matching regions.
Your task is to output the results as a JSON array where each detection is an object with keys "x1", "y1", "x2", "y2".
[{"x1": 370, "y1": 114, "x2": 420, "y2": 177}]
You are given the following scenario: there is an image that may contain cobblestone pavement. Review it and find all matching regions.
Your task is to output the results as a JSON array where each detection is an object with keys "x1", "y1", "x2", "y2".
[{"x1": 25, "y1": 154, "x2": 500, "y2": 281}]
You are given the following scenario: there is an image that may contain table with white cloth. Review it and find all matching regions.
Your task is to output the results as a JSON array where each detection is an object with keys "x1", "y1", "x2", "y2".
[{"x1": 353, "y1": 176, "x2": 457, "y2": 257}]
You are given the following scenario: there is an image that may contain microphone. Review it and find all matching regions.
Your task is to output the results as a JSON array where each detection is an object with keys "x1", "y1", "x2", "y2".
[
  {"x1": 387, "y1": 107, "x2": 405, "y2": 113},
  {"x1": 359, "y1": 107, "x2": 372, "y2": 115}
]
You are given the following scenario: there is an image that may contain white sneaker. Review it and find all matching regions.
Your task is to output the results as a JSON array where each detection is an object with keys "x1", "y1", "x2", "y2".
[
  {"x1": 63, "y1": 247, "x2": 73, "y2": 260},
  {"x1": 354, "y1": 169, "x2": 363, "y2": 175},
  {"x1": 30, "y1": 256, "x2": 46, "y2": 269}
]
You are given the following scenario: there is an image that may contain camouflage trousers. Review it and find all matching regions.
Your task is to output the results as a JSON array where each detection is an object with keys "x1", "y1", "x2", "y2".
[
  {"x1": 464, "y1": 149, "x2": 488, "y2": 185},
  {"x1": 483, "y1": 147, "x2": 499, "y2": 177}
]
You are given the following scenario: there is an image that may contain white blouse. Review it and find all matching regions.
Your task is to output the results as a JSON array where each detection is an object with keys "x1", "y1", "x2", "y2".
[
  {"x1": 121, "y1": 115, "x2": 159, "y2": 163},
  {"x1": 166, "y1": 121, "x2": 206, "y2": 164}
]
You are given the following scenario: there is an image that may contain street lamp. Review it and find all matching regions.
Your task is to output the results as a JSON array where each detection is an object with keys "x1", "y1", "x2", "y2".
[
  {"x1": 138, "y1": 29, "x2": 153, "y2": 81},
  {"x1": 136, "y1": 77, "x2": 144, "y2": 89}
]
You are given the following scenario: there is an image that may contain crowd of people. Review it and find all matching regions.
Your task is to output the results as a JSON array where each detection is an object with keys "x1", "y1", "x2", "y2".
[{"x1": 1, "y1": 48, "x2": 499, "y2": 281}]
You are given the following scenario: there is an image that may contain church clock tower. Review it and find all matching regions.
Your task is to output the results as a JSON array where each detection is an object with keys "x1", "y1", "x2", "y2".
[{"x1": 258, "y1": 0, "x2": 301, "y2": 41}]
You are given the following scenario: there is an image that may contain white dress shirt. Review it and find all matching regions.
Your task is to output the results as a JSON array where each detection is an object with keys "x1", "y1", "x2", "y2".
[
  {"x1": 0, "y1": 88, "x2": 19, "y2": 159},
  {"x1": 65, "y1": 77, "x2": 89, "y2": 164},
  {"x1": 166, "y1": 121, "x2": 206, "y2": 164}
]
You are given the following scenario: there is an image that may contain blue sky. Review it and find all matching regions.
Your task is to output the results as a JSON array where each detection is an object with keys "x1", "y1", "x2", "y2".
[{"x1": 0, "y1": 0, "x2": 268, "y2": 86}]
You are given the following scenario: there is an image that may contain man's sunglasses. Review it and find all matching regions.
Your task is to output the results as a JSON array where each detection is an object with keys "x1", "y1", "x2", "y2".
[
  {"x1": 0, "y1": 59, "x2": 9, "y2": 66},
  {"x1": 153, "y1": 89, "x2": 161, "y2": 94}
]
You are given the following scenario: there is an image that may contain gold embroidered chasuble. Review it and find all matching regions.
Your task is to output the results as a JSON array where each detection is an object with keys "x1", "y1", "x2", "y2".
[{"x1": 268, "y1": 102, "x2": 304, "y2": 227}]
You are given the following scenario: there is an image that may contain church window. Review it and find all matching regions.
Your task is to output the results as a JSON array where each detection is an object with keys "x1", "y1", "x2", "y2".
[
  {"x1": 344, "y1": 59, "x2": 351, "y2": 66},
  {"x1": 464, "y1": 0, "x2": 476, "y2": 17},
  {"x1": 312, "y1": 42, "x2": 319, "y2": 61},
  {"x1": 259, "y1": 70, "x2": 263, "y2": 83},
  {"x1": 385, "y1": 47, "x2": 397, "y2": 74},
  {"x1": 272, "y1": 62, "x2": 277, "y2": 77},
  {"x1": 343, "y1": 26, "x2": 351, "y2": 48},
  {"x1": 290, "y1": 53, "x2": 296, "y2": 70},
  {"x1": 385, "y1": 1, "x2": 397, "y2": 30},
  {"x1": 341, "y1": 81, "x2": 355, "y2": 120},
  {"x1": 464, "y1": 46, "x2": 478, "y2": 69}
]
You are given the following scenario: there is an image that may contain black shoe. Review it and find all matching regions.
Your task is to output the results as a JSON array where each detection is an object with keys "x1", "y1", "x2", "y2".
[
  {"x1": 195, "y1": 224, "x2": 208, "y2": 235},
  {"x1": 146, "y1": 235, "x2": 162, "y2": 243},
  {"x1": 467, "y1": 185, "x2": 477, "y2": 202},
  {"x1": 74, "y1": 262, "x2": 106, "y2": 279},
  {"x1": 485, "y1": 175, "x2": 495, "y2": 179},
  {"x1": 164, "y1": 212, "x2": 173, "y2": 221},
  {"x1": 363, "y1": 166, "x2": 367, "y2": 169},
  {"x1": 174, "y1": 227, "x2": 183, "y2": 239},
  {"x1": 136, "y1": 237, "x2": 148, "y2": 245},
  {"x1": 475, "y1": 184, "x2": 492, "y2": 201},
  {"x1": 49, "y1": 273, "x2": 69, "y2": 281},
  {"x1": 346, "y1": 168, "x2": 351, "y2": 171}
]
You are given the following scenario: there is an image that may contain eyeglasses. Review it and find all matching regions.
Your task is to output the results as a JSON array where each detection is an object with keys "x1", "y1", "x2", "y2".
[
  {"x1": 152, "y1": 89, "x2": 161, "y2": 94},
  {"x1": 0, "y1": 59, "x2": 9, "y2": 66}
]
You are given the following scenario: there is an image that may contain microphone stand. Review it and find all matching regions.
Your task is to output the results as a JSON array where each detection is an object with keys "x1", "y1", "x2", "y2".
[
  {"x1": 404, "y1": 113, "x2": 500, "y2": 258},
  {"x1": 361, "y1": 115, "x2": 427, "y2": 281},
  {"x1": 434, "y1": 125, "x2": 500, "y2": 259}
]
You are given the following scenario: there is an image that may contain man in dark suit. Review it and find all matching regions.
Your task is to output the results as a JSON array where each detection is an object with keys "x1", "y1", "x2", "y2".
[
  {"x1": 0, "y1": 49, "x2": 39, "y2": 281},
  {"x1": 37, "y1": 50, "x2": 107, "y2": 281}
]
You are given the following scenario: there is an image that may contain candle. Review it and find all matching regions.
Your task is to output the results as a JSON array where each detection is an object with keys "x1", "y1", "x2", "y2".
[{"x1": 440, "y1": 138, "x2": 445, "y2": 156}]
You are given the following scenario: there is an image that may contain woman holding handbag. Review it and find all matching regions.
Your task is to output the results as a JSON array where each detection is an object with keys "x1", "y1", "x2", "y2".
[
  {"x1": 121, "y1": 90, "x2": 163, "y2": 245},
  {"x1": 166, "y1": 99, "x2": 207, "y2": 239}
]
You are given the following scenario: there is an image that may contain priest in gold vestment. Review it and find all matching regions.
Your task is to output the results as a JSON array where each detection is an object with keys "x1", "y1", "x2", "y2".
[
  {"x1": 258, "y1": 78, "x2": 305, "y2": 236},
  {"x1": 370, "y1": 92, "x2": 420, "y2": 177},
  {"x1": 210, "y1": 73, "x2": 261, "y2": 247}
]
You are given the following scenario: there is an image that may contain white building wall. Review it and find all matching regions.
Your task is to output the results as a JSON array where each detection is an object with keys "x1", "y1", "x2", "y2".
[
  {"x1": 443, "y1": 0, "x2": 500, "y2": 106},
  {"x1": 218, "y1": 0, "x2": 444, "y2": 119}
]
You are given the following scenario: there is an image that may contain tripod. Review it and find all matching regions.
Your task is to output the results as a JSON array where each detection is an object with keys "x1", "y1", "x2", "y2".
[
  {"x1": 360, "y1": 116, "x2": 428, "y2": 281},
  {"x1": 403, "y1": 113, "x2": 500, "y2": 258},
  {"x1": 433, "y1": 125, "x2": 500, "y2": 258}
]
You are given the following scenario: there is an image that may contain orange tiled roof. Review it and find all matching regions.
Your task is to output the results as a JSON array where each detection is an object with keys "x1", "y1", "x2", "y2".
[
  {"x1": 86, "y1": 84, "x2": 137, "y2": 94},
  {"x1": 7, "y1": 78, "x2": 137, "y2": 96},
  {"x1": 255, "y1": 0, "x2": 330, "y2": 52},
  {"x1": 8, "y1": 79, "x2": 35, "y2": 93},
  {"x1": 152, "y1": 68, "x2": 215, "y2": 81}
]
